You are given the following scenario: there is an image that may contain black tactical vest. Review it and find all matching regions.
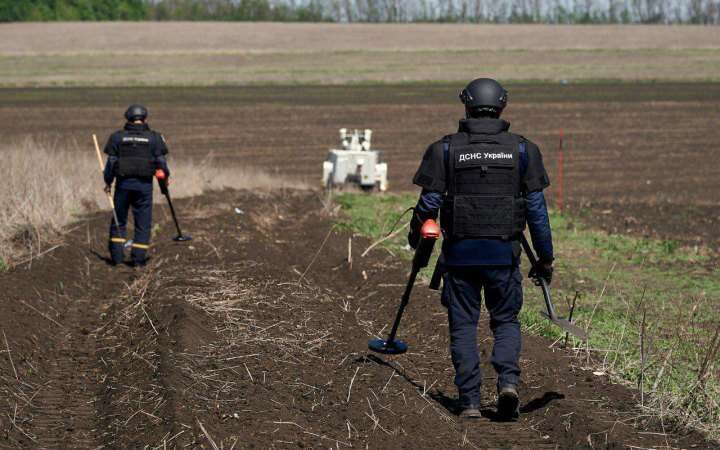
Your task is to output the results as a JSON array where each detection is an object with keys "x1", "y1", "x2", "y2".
[
  {"x1": 116, "y1": 129, "x2": 156, "y2": 178},
  {"x1": 441, "y1": 132, "x2": 526, "y2": 240}
]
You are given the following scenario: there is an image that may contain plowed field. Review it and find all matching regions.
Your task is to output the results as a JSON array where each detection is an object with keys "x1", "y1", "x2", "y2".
[
  {"x1": 0, "y1": 190, "x2": 711, "y2": 448},
  {"x1": 1, "y1": 83, "x2": 718, "y2": 250}
]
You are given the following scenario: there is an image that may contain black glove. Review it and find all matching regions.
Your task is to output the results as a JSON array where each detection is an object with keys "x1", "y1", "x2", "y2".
[
  {"x1": 529, "y1": 261, "x2": 554, "y2": 285},
  {"x1": 408, "y1": 210, "x2": 425, "y2": 249},
  {"x1": 408, "y1": 228, "x2": 420, "y2": 249}
]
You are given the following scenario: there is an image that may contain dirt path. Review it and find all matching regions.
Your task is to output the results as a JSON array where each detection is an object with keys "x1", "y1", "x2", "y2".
[
  {"x1": 0, "y1": 216, "x2": 142, "y2": 448},
  {"x1": 0, "y1": 189, "x2": 713, "y2": 448}
]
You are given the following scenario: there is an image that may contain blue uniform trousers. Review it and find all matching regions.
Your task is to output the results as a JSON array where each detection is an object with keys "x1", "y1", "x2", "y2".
[
  {"x1": 109, "y1": 186, "x2": 153, "y2": 265},
  {"x1": 442, "y1": 266, "x2": 523, "y2": 406}
]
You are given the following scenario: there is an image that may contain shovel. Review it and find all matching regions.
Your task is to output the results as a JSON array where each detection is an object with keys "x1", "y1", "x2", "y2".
[
  {"x1": 92, "y1": 134, "x2": 121, "y2": 230},
  {"x1": 156, "y1": 170, "x2": 192, "y2": 242},
  {"x1": 368, "y1": 219, "x2": 441, "y2": 355},
  {"x1": 520, "y1": 233, "x2": 586, "y2": 340}
]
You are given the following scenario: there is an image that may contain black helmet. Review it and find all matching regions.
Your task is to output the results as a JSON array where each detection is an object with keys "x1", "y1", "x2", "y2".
[
  {"x1": 459, "y1": 78, "x2": 508, "y2": 112},
  {"x1": 124, "y1": 104, "x2": 148, "y2": 122}
]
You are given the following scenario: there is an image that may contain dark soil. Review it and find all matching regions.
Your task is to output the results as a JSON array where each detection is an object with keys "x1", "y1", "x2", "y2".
[
  {"x1": 1, "y1": 83, "x2": 718, "y2": 252},
  {"x1": 0, "y1": 189, "x2": 713, "y2": 448}
]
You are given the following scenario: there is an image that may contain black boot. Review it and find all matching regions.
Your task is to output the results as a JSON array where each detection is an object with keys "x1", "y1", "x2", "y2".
[
  {"x1": 109, "y1": 239, "x2": 126, "y2": 266},
  {"x1": 459, "y1": 404, "x2": 482, "y2": 419},
  {"x1": 130, "y1": 244, "x2": 149, "y2": 267},
  {"x1": 497, "y1": 385, "x2": 520, "y2": 421}
]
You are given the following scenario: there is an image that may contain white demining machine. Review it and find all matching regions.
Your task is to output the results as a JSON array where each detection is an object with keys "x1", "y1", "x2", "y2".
[{"x1": 322, "y1": 128, "x2": 388, "y2": 192}]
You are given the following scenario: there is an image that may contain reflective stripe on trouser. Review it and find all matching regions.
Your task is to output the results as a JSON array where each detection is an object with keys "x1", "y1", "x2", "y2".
[
  {"x1": 109, "y1": 186, "x2": 153, "y2": 264},
  {"x1": 441, "y1": 266, "x2": 523, "y2": 406}
]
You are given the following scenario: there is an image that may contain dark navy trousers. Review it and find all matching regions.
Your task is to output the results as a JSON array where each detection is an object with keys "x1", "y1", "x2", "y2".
[
  {"x1": 442, "y1": 266, "x2": 523, "y2": 406},
  {"x1": 109, "y1": 186, "x2": 153, "y2": 265}
]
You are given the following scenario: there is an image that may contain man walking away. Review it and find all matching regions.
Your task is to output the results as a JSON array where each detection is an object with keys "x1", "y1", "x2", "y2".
[
  {"x1": 103, "y1": 105, "x2": 170, "y2": 267},
  {"x1": 409, "y1": 78, "x2": 554, "y2": 420}
]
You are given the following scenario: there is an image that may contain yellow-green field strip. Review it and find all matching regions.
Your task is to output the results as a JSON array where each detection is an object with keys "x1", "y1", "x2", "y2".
[{"x1": 2, "y1": 48, "x2": 720, "y2": 87}]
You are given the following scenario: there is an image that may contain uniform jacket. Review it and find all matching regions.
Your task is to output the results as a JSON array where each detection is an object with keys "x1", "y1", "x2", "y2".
[
  {"x1": 103, "y1": 123, "x2": 170, "y2": 192},
  {"x1": 412, "y1": 118, "x2": 553, "y2": 267}
]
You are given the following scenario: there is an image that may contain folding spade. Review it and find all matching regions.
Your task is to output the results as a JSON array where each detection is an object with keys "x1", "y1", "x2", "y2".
[
  {"x1": 520, "y1": 233, "x2": 586, "y2": 340},
  {"x1": 368, "y1": 219, "x2": 441, "y2": 355}
]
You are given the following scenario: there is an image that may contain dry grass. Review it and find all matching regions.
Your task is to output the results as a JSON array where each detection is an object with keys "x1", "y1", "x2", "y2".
[
  {"x1": 0, "y1": 23, "x2": 719, "y2": 86},
  {"x1": 0, "y1": 138, "x2": 306, "y2": 266}
]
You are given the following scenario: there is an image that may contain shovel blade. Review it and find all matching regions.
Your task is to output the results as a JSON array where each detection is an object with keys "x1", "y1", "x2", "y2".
[
  {"x1": 540, "y1": 311, "x2": 588, "y2": 340},
  {"x1": 173, "y1": 235, "x2": 192, "y2": 242},
  {"x1": 368, "y1": 338, "x2": 408, "y2": 355}
]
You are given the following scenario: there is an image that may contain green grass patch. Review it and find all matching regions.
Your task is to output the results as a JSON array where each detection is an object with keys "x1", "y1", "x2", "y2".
[
  {"x1": 334, "y1": 192, "x2": 438, "y2": 279},
  {"x1": 334, "y1": 193, "x2": 414, "y2": 250},
  {"x1": 335, "y1": 192, "x2": 720, "y2": 440}
]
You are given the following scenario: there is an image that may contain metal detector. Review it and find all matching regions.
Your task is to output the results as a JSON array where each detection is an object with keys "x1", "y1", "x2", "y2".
[
  {"x1": 520, "y1": 234, "x2": 586, "y2": 340},
  {"x1": 157, "y1": 174, "x2": 192, "y2": 242},
  {"x1": 368, "y1": 219, "x2": 440, "y2": 355}
]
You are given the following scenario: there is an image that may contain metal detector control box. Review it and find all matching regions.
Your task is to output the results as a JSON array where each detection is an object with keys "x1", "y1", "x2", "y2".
[{"x1": 322, "y1": 128, "x2": 388, "y2": 192}]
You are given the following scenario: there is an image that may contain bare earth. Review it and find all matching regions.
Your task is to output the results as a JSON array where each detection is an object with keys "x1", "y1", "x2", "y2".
[
  {"x1": 0, "y1": 83, "x2": 718, "y2": 250},
  {"x1": 0, "y1": 190, "x2": 711, "y2": 448},
  {"x1": 2, "y1": 23, "x2": 719, "y2": 85}
]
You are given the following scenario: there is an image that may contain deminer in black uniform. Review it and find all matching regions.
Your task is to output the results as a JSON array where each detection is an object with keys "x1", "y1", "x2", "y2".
[
  {"x1": 410, "y1": 79, "x2": 554, "y2": 420},
  {"x1": 103, "y1": 105, "x2": 170, "y2": 267}
]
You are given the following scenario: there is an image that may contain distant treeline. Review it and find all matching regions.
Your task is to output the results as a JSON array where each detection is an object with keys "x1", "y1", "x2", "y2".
[
  {"x1": 0, "y1": 0, "x2": 146, "y2": 21},
  {"x1": 1, "y1": 0, "x2": 718, "y2": 24}
]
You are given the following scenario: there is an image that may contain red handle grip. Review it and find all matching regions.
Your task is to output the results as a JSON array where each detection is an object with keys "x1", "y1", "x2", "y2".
[{"x1": 420, "y1": 219, "x2": 441, "y2": 240}]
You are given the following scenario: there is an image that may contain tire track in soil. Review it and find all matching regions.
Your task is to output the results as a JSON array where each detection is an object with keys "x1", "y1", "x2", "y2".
[
  {"x1": 0, "y1": 215, "x2": 145, "y2": 448},
  {"x1": 31, "y1": 297, "x2": 101, "y2": 449}
]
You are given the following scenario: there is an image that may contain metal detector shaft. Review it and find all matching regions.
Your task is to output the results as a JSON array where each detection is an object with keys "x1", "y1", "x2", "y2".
[
  {"x1": 158, "y1": 179, "x2": 186, "y2": 238},
  {"x1": 384, "y1": 266, "x2": 420, "y2": 346},
  {"x1": 520, "y1": 234, "x2": 587, "y2": 340}
]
